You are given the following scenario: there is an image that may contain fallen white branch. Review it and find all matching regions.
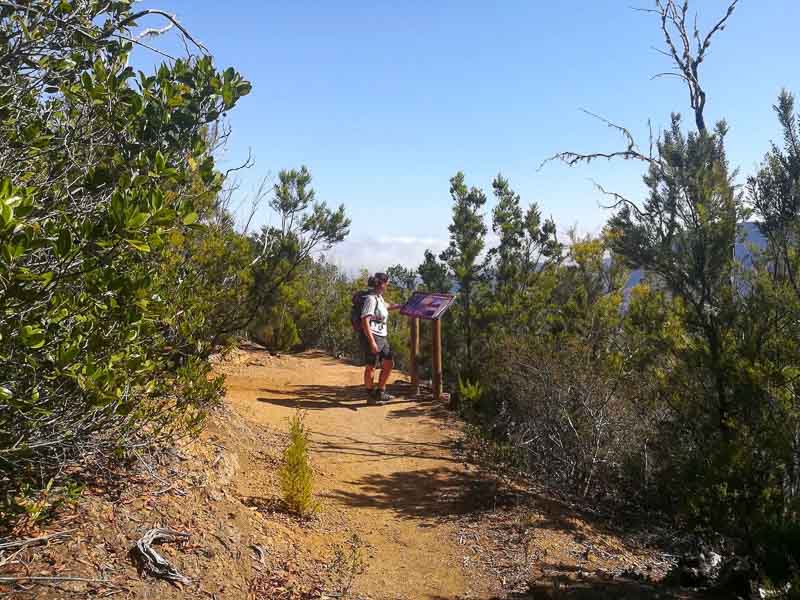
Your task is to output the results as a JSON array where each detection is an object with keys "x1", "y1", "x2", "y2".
[
  {"x1": 0, "y1": 529, "x2": 75, "y2": 551},
  {"x1": 0, "y1": 575, "x2": 120, "y2": 588},
  {"x1": 132, "y1": 528, "x2": 191, "y2": 584}
]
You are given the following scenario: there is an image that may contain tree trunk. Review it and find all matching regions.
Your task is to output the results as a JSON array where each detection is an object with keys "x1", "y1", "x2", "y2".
[{"x1": 464, "y1": 282, "x2": 472, "y2": 373}]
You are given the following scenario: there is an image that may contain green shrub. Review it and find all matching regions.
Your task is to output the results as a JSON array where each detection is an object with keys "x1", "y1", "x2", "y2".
[
  {"x1": 457, "y1": 376, "x2": 484, "y2": 421},
  {"x1": 279, "y1": 412, "x2": 317, "y2": 516},
  {"x1": 0, "y1": 1, "x2": 250, "y2": 530}
]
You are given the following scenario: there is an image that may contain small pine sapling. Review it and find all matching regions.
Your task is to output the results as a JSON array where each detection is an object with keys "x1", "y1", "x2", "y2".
[{"x1": 279, "y1": 411, "x2": 317, "y2": 516}]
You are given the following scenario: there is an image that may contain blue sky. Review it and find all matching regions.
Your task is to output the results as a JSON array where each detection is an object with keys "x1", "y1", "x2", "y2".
[{"x1": 134, "y1": 1, "x2": 800, "y2": 272}]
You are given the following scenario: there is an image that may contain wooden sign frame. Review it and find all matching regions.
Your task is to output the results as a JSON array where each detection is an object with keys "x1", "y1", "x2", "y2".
[
  {"x1": 399, "y1": 292, "x2": 455, "y2": 321},
  {"x1": 403, "y1": 293, "x2": 454, "y2": 401}
]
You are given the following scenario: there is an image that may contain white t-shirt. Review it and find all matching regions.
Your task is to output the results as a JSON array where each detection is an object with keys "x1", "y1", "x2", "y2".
[{"x1": 361, "y1": 293, "x2": 388, "y2": 337}]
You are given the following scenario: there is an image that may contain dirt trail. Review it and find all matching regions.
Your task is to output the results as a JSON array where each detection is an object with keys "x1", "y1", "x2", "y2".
[
  {"x1": 224, "y1": 349, "x2": 492, "y2": 599},
  {"x1": 7, "y1": 348, "x2": 687, "y2": 599}
]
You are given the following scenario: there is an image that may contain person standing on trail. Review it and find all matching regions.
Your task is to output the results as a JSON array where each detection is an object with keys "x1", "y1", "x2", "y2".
[{"x1": 361, "y1": 272, "x2": 401, "y2": 405}]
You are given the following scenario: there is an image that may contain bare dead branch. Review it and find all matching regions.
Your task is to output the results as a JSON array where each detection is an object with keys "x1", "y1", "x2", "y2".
[
  {"x1": 650, "y1": 71, "x2": 689, "y2": 82},
  {"x1": 106, "y1": 9, "x2": 210, "y2": 55},
  {"x1": 629, "y1": 6, "x2": 661, "y2": 15},
  {"x1": 650, "y1": 46, "x2": 674, "y2": 59},
  {"x1": 540, "y1": 111, "x2": 654, "y2": 170},
  {"x1": 132, "y1": 528, "x2": 191, "y2": 584},
  {"x1": 644, "y1": 0, "x2": 738, "y2": 133},
  {"x1": 132, "y1": 449, "x2": 186, "y2": 496},
  {"x1": 543, "y1": 149, "x2": 648, "y2": 169},
  {"x1": 113, "y1": 31, "x2": 177, "y2": 61},
  {"x1": 0, "y1": 529, "x2": 75, "y2": 551},
  {"x1": 697, "y1": 0, "x2": 738, "y2": 57},
  {"x1": 223, "y1": 148, "x2": 254, "y2": 180},
  {"x1": 590, "y1": 180, "x2": 649, "y2": 219},
  {"x1": 0, "y1": 576, "x2": 120, "y2": 588},
  {"x1": 242, "y1": 173, "x2": 274, "y2": 236},
  {"x1": 135, "y1": 24, "x2": 174, "y2": 41},
  {"x1": 580, "y1": 109, "x2": 640, "y2": 153}
]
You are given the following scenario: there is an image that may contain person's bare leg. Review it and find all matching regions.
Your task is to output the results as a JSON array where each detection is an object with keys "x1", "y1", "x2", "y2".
[
  {"x1": 364, "y1": 365, "x2": 375, "y2": 391},
  {"x1": 378, "y1": 358, "x2": 393, "y2": 390}
]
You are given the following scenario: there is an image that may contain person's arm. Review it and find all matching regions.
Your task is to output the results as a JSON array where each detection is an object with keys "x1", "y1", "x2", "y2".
[{"x1": 388, "y1": 302, "x2": 403, "y2": 311}]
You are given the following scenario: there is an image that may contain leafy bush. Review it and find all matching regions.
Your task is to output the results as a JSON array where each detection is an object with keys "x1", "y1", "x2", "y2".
[
  {"x1": 456, "y1": 376, "x2": 484, "y2": 421},
  {"x1": 298, "y1": 261, "x2": 363, "y2": 358},
  {"x1": 411, "y1": 1, "x2": 800, "y2": 585},
  {"x1": 0, "y1": 1, "x2": 249, "y2": 528}
]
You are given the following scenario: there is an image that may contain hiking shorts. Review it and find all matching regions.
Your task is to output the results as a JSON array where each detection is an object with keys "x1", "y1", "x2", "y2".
[{"x1": 360, "y1": 333, "x2": 393, "y2": 367}]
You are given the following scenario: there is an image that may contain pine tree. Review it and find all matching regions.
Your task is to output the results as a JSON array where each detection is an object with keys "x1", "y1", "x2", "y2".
[
  {"x1": 417, "y1": 249, "x2": 449, "y2": 292},
  {"x1": 749, "y1": 90, "x2": 800, "y2": 284},
  {"x1": 387, "y1": 264, "x2": 417, "y2": 295},
  {"x1": 489, "y1": 174, "x2": 562, "y2": 332},
  {"x1": 607, "y1": 115, "x2": 743, "y2": 440},
  {"x1": 440, "y1": 172, "x2": 487, "y2": 374},
  {"x1": 490, "y1": 174, "x2": 525, "y2": 292}
]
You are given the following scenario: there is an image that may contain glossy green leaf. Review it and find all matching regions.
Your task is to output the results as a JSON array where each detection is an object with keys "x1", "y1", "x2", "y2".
[
  {"x1": 56, "y1": 228, "x2": 72, "y2": 257},
  {"x1": 126, "y1": 239, "x2": 150, "y2": 252},
  {"x1": 127, "y1": 212, "x2": 149, "y2": 230},
  {"x1": 21, "y1": 326, "x2": 46, "y2": 349}
]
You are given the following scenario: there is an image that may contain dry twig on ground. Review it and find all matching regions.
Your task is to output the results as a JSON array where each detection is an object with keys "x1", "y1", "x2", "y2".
[
  {"x1": 0, "y1": 529, "x2": 75, "y2": 551},
  {"x1": 132, "y1": 527, "x2": 191, "y2": 585}
]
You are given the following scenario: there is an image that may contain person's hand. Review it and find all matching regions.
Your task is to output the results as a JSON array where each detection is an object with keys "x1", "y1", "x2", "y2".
[{"x1": 370, "y1": 341, "x2": 379, "y2": 354}]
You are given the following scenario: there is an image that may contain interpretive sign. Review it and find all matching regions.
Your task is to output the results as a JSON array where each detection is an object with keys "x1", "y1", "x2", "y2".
[{"x1": 400, "y1": 292, "x2": 455, "y2": 320}]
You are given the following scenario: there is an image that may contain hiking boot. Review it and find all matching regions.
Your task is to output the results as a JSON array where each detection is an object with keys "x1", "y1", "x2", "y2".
[
  {"x1": 375, "y1": 389, "x2": 394, "y2": 403},
  {"x1": 367, "y1": 388, "x2": 392, "y2": 405}
]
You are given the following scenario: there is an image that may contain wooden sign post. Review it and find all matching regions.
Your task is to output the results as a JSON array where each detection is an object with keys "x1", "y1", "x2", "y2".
[
  {"x1": 409, "y1": 316, "x2": 420, "y2": 394},
  {"x1": 432, "y1": 318, "x2": 442, "y2": 400},
  {"x1": 400, "y1": 292, "x2": 455, "y2": 402}
]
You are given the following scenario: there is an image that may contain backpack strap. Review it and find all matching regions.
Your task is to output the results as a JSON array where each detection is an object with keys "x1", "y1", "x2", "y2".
[{"x1": 364, "y1": 291, "x2": 377, "y2": 317}]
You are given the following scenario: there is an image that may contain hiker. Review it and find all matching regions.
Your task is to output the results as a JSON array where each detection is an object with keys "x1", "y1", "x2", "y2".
[{"x1": 360, "y1": 272, "x2": 402, "y2": 404}]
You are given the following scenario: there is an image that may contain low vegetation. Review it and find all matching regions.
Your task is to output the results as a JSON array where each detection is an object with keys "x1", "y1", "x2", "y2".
[
  {"x1": 0, "y1": 0, "x2": 347, "y2": 532},
  {"x1": 279, "y1": 412, "x2": 318, "y2": 516},
  {"x1": 418, "y1": 2, "x2": 800, "y2": 587}
]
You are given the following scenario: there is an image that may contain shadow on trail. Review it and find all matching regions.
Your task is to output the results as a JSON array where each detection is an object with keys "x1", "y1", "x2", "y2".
[
  {"x1": 323, "y1": 466, "x2": 526, "y2": 521},
  {"x1": 428, "y1": 576, "x2": 699, "y2": 599},
  {"x1": 384, "y1": 398, "x2": 456, "y2": 427},
  {"x1": 257, "y1": 383, "x2": 368, "y2": 411},
  {"x1": 255, "y1": 379, "x2": 425, "y2": 410},
  {"x1": 521, "y1": 571, "x2": 697, "y2": 599},
  {"x1": 311, "y1": 430, "x2": 459, "y2": 465}
]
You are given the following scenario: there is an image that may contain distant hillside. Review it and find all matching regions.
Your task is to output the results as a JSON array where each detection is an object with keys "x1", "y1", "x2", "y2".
[
  {"x1": 736, "y1": 221, "x2": 767, "y2": 266},
  {"x1": 443, "y1": 223, "x2": 769, "y2": 294},
  {"x1": 625, "y1": 221, "x2": 767, "y2": 290}
]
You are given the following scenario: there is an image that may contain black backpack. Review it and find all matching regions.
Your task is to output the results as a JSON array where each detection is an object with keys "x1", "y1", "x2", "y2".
[{"x1": 350, "y1": 290, "x2": 374, "y2": 332}]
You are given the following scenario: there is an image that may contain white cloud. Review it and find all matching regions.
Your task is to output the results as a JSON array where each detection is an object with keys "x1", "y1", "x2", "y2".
[
  {"x1": 319, "y1": 235, "x2": 449, "y2": 276},
  {"x1": 318, "y1": 221, "x2": 605, "y2": 277}
]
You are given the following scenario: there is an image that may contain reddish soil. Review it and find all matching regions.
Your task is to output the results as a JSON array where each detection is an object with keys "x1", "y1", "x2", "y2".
[{"x1": 1, "y1": 347, "x2": 700, "y2": 599}]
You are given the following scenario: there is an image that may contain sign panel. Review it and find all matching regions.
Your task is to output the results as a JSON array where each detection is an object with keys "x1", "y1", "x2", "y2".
[{"x1": 399, "y1": 292, "x2": 455, "y2": 320}]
